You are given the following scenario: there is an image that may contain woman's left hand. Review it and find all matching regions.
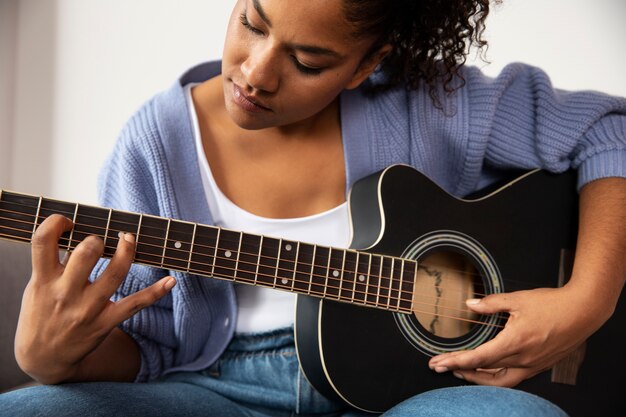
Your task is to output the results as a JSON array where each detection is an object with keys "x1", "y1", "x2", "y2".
[{"x1": 427, "y1": 283, "x2": 613, "y2": 387}]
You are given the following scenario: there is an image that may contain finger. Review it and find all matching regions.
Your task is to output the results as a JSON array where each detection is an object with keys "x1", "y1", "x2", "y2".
[
  {"x1": 90, "y1": 233, "x2": 136, "y2": 302},
  {"x1": 62, "y1": 235, "x2": 105, "y2": 286},
  {"x1": 453, "y1": 367, "x2": 537, "y2": 388},
  {"x1": 106, "y1": 276, "x2": 176, "y2": 326},
  {"x1": 31, "y1": 214, "x2": 74, "y2": 275},
  {"x1": 429, "y1": 334, "x2": 518, "y2": 371},
  {"x1": 466, "y1": 292, "x2": 518, "y2": 315}
]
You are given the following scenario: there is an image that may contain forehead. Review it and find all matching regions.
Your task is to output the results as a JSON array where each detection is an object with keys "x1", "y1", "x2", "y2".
[{"x1": 247, "y1": 0, "x2": 357, "y2": 48}]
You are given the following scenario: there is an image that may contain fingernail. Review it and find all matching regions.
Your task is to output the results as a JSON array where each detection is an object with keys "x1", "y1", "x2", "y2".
[
  {"x1": 466, "y1": 298, "x2": 480, "y2": 305},
  {"x1": 453, "y1": 372, "x2": 464, "y2": 380},
  {"x1": 163, "y1": 277, "x2": 176, "y2": 291},
  {"x1": 124, "y1": 233, "x2": 135, "y2": 243},
  {"x1": 435, "y1": 366, "x2": 449, "y2": 373}
]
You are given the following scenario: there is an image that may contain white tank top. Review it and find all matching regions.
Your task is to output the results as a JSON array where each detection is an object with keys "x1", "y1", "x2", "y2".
[{"x1": 185, "y1": 84, "x2": 351, "y2": 333}]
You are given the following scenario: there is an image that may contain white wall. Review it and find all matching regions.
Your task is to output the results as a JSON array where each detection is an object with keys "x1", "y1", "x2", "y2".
[
  {"x1": 0, "y1": 0, "x2": 19, "y2": 189},
  {"x1": 2, "y1": 0, "x2": 626, "y2": 204}
]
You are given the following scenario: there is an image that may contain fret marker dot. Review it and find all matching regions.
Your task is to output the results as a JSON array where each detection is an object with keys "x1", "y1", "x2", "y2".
[
  {"x1": 332, "y1": 270, "x2": 340, "y2": 277},
  {"x1": 358, "y1": 274, "x2": 366, "y2": 282},
  {"x1": 285, "y1": 244, "x2": 292, "y2": 251},
  {"x1": 174, "y1": 241, "x2": 182, "y2": 249},
  {"x1": 225, "y1": 250, "x2": 232, "y2": 258},
  {"x1": 281, "y1": 278, "x2": 289, "y2": 285}
]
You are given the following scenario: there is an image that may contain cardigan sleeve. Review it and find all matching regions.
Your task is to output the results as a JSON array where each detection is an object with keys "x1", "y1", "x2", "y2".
[
  {"x1": 464, "y1": 62, "x2": 626, "y2": 190},
  {"x1": 90, "y1": 107, "x2": 177, "y2": 382}
]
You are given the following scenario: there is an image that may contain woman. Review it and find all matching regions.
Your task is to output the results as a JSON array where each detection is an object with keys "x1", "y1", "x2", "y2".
[{"x1": 2, "y1": 0, "x2": 625, "y2": 416}]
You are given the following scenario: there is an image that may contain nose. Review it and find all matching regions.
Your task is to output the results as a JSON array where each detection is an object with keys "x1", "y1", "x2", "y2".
[{"x1": 241, "y1": 44, "x2": 279, "y2": 94}]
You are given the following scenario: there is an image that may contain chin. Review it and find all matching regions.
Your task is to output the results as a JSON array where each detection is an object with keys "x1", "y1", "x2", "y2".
[{"x1": 225, "y1": 107, "x2": 273, "y2": 131}]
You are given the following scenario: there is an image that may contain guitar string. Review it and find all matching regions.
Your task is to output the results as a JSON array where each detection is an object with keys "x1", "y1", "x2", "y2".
[
  {"x1": 0, "y1": 230, "x2": 504, "y2": 329},
  {"x1": 0, "y1": 201, "x2": 533, "y2": 297},
  {"x1": 0, "y1": 200, "x2": 504, "y2": 284},
  {"x1": 0, "y1": 207, "x2": 529, "y2": 307},
  {"x1": 0, "y1": 224, "x2": 486, "y2": 319},
  {"x1": 0, "y1": 210, "x2": 502, "y2": 313},
  {"x1": 0, "y1": 201, "x2": 518, "y2": 290},
  {"x1": 0, "y1": 206, "x2": 499, "y2": 300}
]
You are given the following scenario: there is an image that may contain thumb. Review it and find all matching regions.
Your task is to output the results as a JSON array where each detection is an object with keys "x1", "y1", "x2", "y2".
[{"x1": 466, "y1": 293, "x2": 514, "y2": 314}]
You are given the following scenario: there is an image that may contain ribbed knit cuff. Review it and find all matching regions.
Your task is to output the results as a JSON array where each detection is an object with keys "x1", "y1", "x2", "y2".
[{"x1": 577, "y1": 149, "x2": 626, "y2": 190}]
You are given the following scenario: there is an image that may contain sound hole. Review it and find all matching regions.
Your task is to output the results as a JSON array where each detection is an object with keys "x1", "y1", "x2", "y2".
[{"x1": 413, "y1": 250, "x2": 484, "y2": 339}]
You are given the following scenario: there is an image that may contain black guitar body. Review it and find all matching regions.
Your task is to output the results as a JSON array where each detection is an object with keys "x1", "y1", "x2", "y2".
[{"x1": 295, "y1": 165, "x2": 625, "y2": 415}]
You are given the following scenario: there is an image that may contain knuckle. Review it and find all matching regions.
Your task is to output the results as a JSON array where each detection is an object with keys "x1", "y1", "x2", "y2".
[
  {"x1": 74, "y1": 236, "x2": 104, "y2": 259},
  {"x1": 104, "y1": 268, "x2": 127, "y2": 284}
]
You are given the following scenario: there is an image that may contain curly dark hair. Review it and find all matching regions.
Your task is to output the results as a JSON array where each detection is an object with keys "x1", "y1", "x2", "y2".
[{"x1": 343, "y1": 0, "x2": 497, "y2": 101}]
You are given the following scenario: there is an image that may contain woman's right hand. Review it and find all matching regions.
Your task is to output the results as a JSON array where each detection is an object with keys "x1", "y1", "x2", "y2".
[{"x1": 14, "y1": 214, "x2": 176, "y2": 384}]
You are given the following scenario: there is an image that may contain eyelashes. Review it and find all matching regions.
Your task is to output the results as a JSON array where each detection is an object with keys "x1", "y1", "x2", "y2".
[{"x1": 238, "y1": 11, "x2": 324, "y2": 76}]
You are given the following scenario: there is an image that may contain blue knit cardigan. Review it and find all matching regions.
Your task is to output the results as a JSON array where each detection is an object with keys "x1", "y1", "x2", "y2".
[{"x1": 92, "y1": 61, "x2": 626, "y2": 382}]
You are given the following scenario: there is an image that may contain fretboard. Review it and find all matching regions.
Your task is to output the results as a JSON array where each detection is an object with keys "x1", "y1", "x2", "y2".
[{"x1": 0, "y1": 189, "x2": 415, "y2": 313}]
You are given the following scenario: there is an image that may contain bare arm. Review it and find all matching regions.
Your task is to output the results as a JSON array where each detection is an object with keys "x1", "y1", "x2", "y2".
[
  {"x1": 428, "y1": 176, "x2": 626, "y2": 386},
  {"x1": 15, "y1": 214, "x2": 175, "y2": 384}
]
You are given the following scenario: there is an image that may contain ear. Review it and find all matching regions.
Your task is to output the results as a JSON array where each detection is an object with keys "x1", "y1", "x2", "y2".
[{"x1": 345, "y1": 44, "x2": 392, "y2": 90}]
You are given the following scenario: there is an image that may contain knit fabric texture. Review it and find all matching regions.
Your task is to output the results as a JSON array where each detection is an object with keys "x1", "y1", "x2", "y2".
[{"x1": 91, "y1": 61, "x2": 626, "y2": 382}]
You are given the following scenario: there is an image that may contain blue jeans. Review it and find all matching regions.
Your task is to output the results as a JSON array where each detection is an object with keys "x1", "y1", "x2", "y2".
[{"x1": 0, "y1": 328, "x2": 567, "y2": 417}]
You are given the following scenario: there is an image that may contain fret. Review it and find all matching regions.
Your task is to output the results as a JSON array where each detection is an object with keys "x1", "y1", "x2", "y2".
[
  {"x1": 32, "y1": 197, "x2": 43, "y2": 236},
  {"x1": 36, "y1": 198, "x2": 77, "y2": 249},
  {"x1": 276, "y1": 239, "x2": 297, "y2": 290},
  {"x1": 213, "y1": 229, "x2": 240, "y2": 280},
  {"x1": 135, "y1": 215, "x2": 168, "y2": 267},
  {"x1": 351, "y1": 252, "x2": 360, "y2": 303},
  {"x1": 186, "y1": 223, "x2": 197, "y2": 272},
  {"x1": 337, "y1": 250, "x2": 347, "y2": 299},
  {"x1": 68, "y1": 203, "x2": 79, "y2": 251},
  {"x1": 323, "y1": 247, "x2": 332, "y2": 297},
  {"x1": 257, "y1": 236, "x2": 280, "y2": 287},
  {"x1": 311, "y1": 245, "x2": 330, "y2": 296},
  {"x1": 163, "y1": 219, "x2": 195, "y2": 271},
  {"x1": 290, "y1": 242, "x2": 301, "y2": 291},
  {"x1": 160, "y1": 218, "x2": 172, "y2": 268},
  {"x1": 234, "y1": 232, "x2": 243, "y2": 280},
  {"x1": 340, "y1": 250, "x2": 358, "y2": 302},
  {"x1": 72, "y1": 205, "x2": 110, "y2": 252},
  {"x1": 378, "y1": 256, "x2": 393, "y2": 308},
  {"x1": 399, "y1": 260, "x2": 417, "y2": 312},
  {"x1": 354, "y1": 252, "x2": 370, "y2": 305},
  {"x1": 136, "y1": 214, "x2": 143, "y2": 238},
  {"x1": 0, "y1": 192, "x2": 39, "y2": 242},
  {"x1": 237, "y1": 233, "x2": 262, "y2": 284},
  {"x1": 367, "y1": 255, "x2": 382, "y2": 306},
  {"x1": 105, "y1": 210, "x2": 141, "y2": 258},
  {"x1": 307, "y1": 245, "x2": 317, "y2": 294},
  {"x1": 274, "y1": 239, "x2": 283, "y2": 287},
  {"x1": 294, "y1": 243, "x2": 314, "y2": 294},
  {"x1": 391, "y1": 258, "x2": 403, "y2": 311},
  {"x1": 189, "y1": 225, "x2": 219, "y2": 277},
  {"x1": 101, "y1": 208, "x2": 113, "y2": 250},
  {"x1": 327, "y1": 248, "x2": 343, "y2": 299},
  {"x1": 211, "y1": 228, "x2": 221, "y2": 276},
  {"x1": 254, "y1": 236, "x2": 263, "y2": 285}
]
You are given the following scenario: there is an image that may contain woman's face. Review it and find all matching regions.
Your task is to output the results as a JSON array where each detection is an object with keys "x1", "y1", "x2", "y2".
[{"x1": 221, "y1": 0, "x2": 381, "y2": 130}]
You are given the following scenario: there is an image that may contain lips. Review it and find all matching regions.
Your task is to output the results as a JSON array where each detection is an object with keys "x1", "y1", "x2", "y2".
[{"x1": 232, "y1": 83, "x2": 272, "y2": 113}]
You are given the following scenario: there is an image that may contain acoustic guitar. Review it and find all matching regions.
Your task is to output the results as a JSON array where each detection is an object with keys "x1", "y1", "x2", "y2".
[{"x1": 1, "y1": 165, "x2": 623, "y2": 416}]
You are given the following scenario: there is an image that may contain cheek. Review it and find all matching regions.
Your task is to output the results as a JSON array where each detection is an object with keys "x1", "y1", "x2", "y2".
[{"x1": 282, "y1": 75, "x2": 348, "y2": 115}]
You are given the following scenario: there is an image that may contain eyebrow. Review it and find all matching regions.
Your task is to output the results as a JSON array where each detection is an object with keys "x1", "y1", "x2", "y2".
[
  {"x1": 292, "y1": 44, "x2": 343, "y2": 59},
  {"x1": 252, "y1": 0, "x2": 272, "y2": 27}
]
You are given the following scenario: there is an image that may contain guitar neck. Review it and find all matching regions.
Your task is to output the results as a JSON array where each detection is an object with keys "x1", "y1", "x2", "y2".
[{"x1": 0, "y1": 189, "x2": 415, "y2": 313}]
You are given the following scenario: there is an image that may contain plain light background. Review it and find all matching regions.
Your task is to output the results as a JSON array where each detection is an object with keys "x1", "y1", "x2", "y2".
[{"x1": 1, "y1": 0, "x2": 625, "y2": 204}]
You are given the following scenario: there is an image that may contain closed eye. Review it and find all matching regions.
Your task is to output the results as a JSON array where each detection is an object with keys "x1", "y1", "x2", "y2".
[
  {"x1": 239, "y1": 12, "x2": 264, "y2": 36},
  {"x1": 290, "y1": 56, "x2": 324, "y2": 76}
]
